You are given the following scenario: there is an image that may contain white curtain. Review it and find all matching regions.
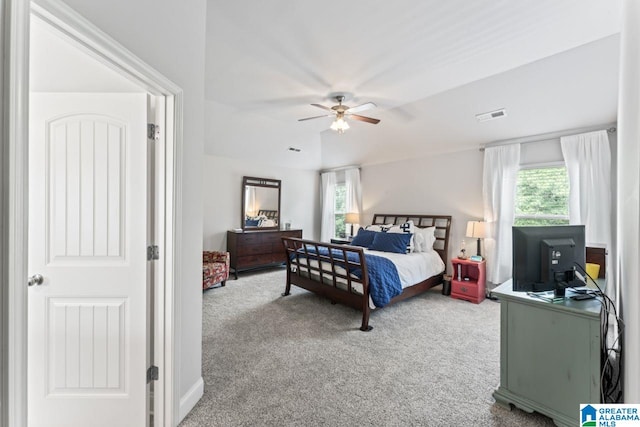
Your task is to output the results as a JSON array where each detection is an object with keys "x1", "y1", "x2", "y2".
[
  {"x1": 344, "y1": 168, "x2": 362, "y2": 216},
  {"x1": 320, "y1": 171, "x2": 337, "y2": 242},
  {"x1": 483, "y1": 144, "x2": 521, "y2": 284},
  {"x1": 560, "y1": 130, "x2": 612, "y2": 284}
]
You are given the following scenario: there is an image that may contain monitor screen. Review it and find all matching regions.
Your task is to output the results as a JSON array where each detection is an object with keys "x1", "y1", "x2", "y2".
[{"x1": 512, "y1": 225, "x2": 586, "y2": 292}]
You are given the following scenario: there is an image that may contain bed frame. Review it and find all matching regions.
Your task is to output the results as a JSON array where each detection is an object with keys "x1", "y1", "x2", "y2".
[
  {"x1": 257, "y1": 209, "x2": 278, "y2": 220},
  {"x1": 281, "y1": 214, "x2": 452, "y2": 331}
]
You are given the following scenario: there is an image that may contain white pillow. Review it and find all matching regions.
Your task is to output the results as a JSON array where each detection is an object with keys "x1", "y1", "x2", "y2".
[
  {"x1": 414, "y1": 226, "x2": 436, "y2": 252},
  {"x1": 259, "y1": 219, "x2": 276, "y2": 227},
  {"x1": 414, "y1": 232, "x2": 424, "y2": 253},
  {"x1": 386, "y1": 220, "x2": 415, "y2": 253}
]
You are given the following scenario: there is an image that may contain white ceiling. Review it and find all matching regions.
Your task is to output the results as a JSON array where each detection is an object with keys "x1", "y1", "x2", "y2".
[{"x1": 205, "y1": 0, "x2": 622, "y2": 169}]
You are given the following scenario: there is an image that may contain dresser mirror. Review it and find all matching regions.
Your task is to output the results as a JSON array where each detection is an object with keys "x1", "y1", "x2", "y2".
[{"x1": 242, "y1": 176, "x2": 281, "y2": 230}]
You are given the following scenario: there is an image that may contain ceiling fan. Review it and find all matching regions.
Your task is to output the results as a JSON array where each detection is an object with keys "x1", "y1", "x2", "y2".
[{"x1": 298, "y1": 95, "x2": 380, "y2": 134}]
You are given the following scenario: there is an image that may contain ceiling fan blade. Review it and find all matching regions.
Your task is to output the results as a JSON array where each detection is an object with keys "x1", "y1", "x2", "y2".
[
  {"x1": 349, "y1": 114, "x2": 380, "y2": 124},
  {"x1": 311, "y1": 103, "x2": 333, "y2": 112},
  {"x1": 346, "y1": 102, "x2": 376, "y2": 114},
  {"x1": 298, "y1": 114, "x2": 334, "y2": 122}
]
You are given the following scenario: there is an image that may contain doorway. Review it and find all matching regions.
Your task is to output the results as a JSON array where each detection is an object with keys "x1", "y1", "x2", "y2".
[{"x1": 2, "y1": 1, "x2": 182, "y2": 426}]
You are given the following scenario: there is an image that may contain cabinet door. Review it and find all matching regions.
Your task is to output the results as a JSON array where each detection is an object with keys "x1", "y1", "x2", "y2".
[{"x1": 505, "y1": 303, "x2": 600, "y2": 413}]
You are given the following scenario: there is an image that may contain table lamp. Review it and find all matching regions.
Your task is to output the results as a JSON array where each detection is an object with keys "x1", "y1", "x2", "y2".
[
  {"x1": 466, "y1": 221, "x2": 487, "y2": 259},
  {"x1": 345, "y1": 212, "x2": 360, "y2": 238}
]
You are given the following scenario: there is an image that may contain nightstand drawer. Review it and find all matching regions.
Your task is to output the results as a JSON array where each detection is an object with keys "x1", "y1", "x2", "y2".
[{"x1": 451, "y1": 280, "x2": 478, "y2": 296}]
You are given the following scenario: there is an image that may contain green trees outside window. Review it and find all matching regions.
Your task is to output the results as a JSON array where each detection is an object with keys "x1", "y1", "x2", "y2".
[
  {"x1": 515, "y1": 166, "x2": 570, "y2": 226},
  {"x1": 334, "y1": 184, "x2": 346, "y2": 237}
]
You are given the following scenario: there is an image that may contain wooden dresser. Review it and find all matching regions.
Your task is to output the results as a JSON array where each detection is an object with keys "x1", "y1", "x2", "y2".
[{"x1": 227, "y1": 229, "x2": 302, "y2": 278}]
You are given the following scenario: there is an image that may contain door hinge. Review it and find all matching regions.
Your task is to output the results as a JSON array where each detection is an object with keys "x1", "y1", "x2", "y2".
[
  {"x1": 147, "y1": 123, "x2": 160, "y2": 140},
  {"x1": 147, "y1": 245, "x2": 160, "y2": 260},
  {"x1": 147, "y1": 365, "x2": 159, "y2": 383}
]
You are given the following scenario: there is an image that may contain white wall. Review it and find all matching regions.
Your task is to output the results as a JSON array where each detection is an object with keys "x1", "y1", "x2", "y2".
[
  {"x1": 361, "y1": 148, "x2": 484, "y2": 272},
  {"x1": 59, "y1": 0, "x2": 207, "y2": 422},
  {"x1": 618, "y1": 0, "x2": 640, "y2": 402},
  {"x1": 203, "y1": 155, "x2": 320, "y2": 251}
]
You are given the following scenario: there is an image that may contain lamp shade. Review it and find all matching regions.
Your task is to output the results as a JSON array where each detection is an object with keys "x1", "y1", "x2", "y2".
[
  {"x1": 345, "y1": 212, "x2": 360, "y2": 224},
  {"x1": 466, "y1": 221, "x2": 488, "y2": 239}
]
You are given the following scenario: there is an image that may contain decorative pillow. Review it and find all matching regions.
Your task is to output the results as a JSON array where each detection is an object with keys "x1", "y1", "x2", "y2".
[
  {"x1": 350, "y1": 228, "x2": 377, "y2": 247},
  {"x1": 369, "y1": 232, "x2": 412, "y2": 254},
  {"x1": 245, "y1": 219, "x2": 260, "y2": 227},
  {"x1": 365, "y1": 224, "x2": 393, "y2": 232},
  {"x1": 386, "y1": 220, "x2": 416, "y2": 252},
  {"x1": 414, "y1": 226, "x2": 436, "y2": 252},
  {"x1": 259, "y1": 219, "x2": 276, "y2": 227}
]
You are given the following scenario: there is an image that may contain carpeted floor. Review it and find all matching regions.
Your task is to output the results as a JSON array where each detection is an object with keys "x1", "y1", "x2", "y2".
[{"x1": 180, "y1": 268, "x2": 555, "y2": 426}]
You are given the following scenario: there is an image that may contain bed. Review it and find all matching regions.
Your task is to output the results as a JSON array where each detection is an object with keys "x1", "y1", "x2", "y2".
[{"x1": 281, "y1": 214, "x2": 452, "y2": 331}]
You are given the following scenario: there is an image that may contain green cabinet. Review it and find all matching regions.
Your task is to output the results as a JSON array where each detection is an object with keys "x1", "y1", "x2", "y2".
[{"x1": 492, "y1": 280, "x2": 601, "y2": 427}]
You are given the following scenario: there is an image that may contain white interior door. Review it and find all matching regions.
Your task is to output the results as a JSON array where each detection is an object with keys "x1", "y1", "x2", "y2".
[{"x1": 28, "y1": 92, "x2": 148, "y2": 427}]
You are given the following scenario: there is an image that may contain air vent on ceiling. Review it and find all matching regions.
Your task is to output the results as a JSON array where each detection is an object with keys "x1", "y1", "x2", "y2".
[{"x1": 476, "y1": 108, "x2": 507, "y2": 123}]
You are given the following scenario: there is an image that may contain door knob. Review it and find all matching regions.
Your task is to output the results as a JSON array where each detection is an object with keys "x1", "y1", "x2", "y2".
[{"x1": 28, "y1": 274, "x2": 44, "y2": 286}]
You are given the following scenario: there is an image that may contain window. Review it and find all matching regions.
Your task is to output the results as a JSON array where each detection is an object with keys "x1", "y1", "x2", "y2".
[
  {"x1": 334, "y1": 183, "x2": 346, "y2": 237},
  {"x1": 514, "y1": 166, "x2": 569, "y2": 226}
]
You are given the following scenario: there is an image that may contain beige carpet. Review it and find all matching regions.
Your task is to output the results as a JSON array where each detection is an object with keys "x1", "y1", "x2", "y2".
[{"x1": 180, "y1": 268, "x2": 555, "y2": 426}]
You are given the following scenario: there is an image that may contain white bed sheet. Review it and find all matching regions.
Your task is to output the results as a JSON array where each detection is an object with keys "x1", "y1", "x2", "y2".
[{"x1": 363, "y1": 249, "x2": 445, "y2": 289}]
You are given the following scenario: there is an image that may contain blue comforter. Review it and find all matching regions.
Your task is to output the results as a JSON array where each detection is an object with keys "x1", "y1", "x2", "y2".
[{"x1": 294, "y1": 247, "x2": 402, "y2": 307}]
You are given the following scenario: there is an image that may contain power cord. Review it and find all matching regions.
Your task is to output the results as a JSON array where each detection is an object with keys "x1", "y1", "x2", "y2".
[{"x1": 572, "y1": 262, "x2": 623, "y2": 403}]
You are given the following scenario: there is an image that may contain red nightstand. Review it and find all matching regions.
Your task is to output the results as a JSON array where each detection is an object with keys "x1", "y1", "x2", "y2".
[{"x1": 451, "y1": 258, "x2": 486, "y2": 304}]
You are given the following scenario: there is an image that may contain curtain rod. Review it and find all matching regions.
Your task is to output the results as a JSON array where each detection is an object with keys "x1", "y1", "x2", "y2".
[
  {"x1": 319, "y1": 165, "x2": 360, "y2": 174},
  {"x1": 479, "y1": 123, "x2": 617, "y2": 152}
]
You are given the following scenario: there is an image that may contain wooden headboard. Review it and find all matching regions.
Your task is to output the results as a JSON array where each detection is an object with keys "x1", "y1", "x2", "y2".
[
  {"x1": 371, "y1": 214, "x2": 452, "y2": 266},
  {"x1": 257, "y1": 209, "x2": 278, "y2": 219}
]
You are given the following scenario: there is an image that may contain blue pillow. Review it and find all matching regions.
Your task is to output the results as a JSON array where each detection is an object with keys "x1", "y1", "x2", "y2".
[
  {"x1": 245, "y1": 219, "x2": 260, "y2": 226},
  {"x1": 369, "y1": 232, "x2": 412, "y2": 254},
  {"x1": 350, "y1": 228, "x2": 377, "y2": 247}
]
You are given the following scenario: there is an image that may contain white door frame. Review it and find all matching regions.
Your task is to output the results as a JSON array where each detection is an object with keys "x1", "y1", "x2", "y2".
[{"x1": 1, "y1": 0, "x2": 183, "y2": 425}]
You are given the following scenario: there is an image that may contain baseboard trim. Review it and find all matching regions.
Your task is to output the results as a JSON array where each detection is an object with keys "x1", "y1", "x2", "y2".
[{"x1": 178, "y1": 376, "x2": 204, "y2": 423}]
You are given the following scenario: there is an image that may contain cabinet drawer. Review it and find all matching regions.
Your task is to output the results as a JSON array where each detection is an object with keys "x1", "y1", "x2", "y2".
[
  {"x1": 235, "y1": 233, "x2": 263, "y2": 247},
  {"x1": 260, "y1": 233, "x2": 282, "y2": 245},
  {"x1": 236, "y1": 254, "x2": 277, "y2": 268},
  {"x1": 240, "y1": 244, "x2": 273, "y2": 256},
  {"x1": 451, "y1": 280, "x2": 478, "y2": 296},
  {"x1": 272, "y1": 248, "x2": 287, "y2": 263}
]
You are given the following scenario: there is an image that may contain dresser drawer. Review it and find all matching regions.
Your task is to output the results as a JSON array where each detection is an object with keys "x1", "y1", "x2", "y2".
[
  {"x1": 234, "y1": 233, "x2": 264, "y2": 247},
  {"x1": 279, "y1": 230, "x2": 302, "y2": 238},
  {"x1": 272, "y1": 248, "x2": 287, "y2": 263},
  {"x1": 236, "y1": 254, "x2": 277, "y2": 268},
  {"x1": 260, "y1": 233, "x2": 282, "y2": 245},
  {"x1": 239, "y1": 243, "x2": 273, "y2": 256}
]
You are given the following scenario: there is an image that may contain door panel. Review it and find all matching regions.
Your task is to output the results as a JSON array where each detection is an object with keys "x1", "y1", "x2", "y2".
[
  {"x1": 48, "y1": 298, "x2": 125, "y2": 394},
  {"x1": 29, "y1": 93, "x2": 147, "y2": 427},
  {"x1": 48, "y1": 116, "x2": 126, "y2": 263}
]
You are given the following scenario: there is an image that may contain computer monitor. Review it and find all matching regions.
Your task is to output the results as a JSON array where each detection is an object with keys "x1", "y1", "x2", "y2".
[{"x1": 512, "y1": 225, "x2": 586, "y2": 294}]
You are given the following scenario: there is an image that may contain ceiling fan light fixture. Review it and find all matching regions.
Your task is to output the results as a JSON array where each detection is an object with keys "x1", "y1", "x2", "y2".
[
  {"x1": 299, "y1": 95, "x2": 378, "y2": 132},
  {"x1": 330, "y1": 117, "x2": 349, "y2": 134}
]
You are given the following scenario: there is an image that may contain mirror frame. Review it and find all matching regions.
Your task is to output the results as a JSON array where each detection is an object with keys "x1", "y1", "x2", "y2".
[{"x1": 241, "y1": 176, "x2": 281, "y2": 231}]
